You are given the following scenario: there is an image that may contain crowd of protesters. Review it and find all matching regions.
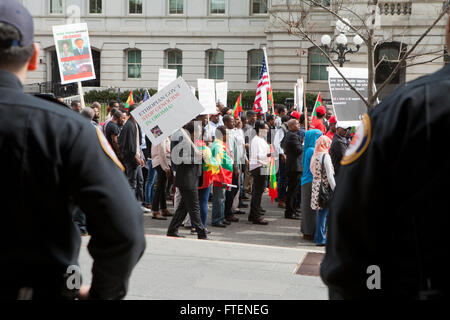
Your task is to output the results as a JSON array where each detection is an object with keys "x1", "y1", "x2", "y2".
[{"x1": 69, "y1": 98, "x2": 353, "y2": 245}]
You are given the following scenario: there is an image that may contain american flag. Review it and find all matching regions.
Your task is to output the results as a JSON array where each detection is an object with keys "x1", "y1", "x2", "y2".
[{"x1": 253, "y1": 54, "x2": 270, "y2": 113}]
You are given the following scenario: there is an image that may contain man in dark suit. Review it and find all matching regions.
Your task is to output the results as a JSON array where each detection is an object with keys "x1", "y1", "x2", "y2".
[
  {"x1": 167, "y1": 121, "x2": 208, "y2": 239},
  {"x1": 73, "y1": 38, "x2": 90, "y2": 56},
  {"x1": 283, "y1": 119, "x2": 303, "y2": 219}
]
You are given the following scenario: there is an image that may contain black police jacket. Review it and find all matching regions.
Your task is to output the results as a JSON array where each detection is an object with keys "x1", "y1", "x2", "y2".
[
  {"x1": 320, "y1": 64, "x2": 450, "y2": 299},
  {"x1": 0, "y1": 70, "x2": 146, "y2": 299}
]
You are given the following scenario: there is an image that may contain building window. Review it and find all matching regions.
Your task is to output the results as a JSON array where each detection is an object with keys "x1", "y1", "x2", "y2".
[
  {"x1": 167, "y1": 49, "x2": 182, "y2": 77},
  {"x1": 89, "y1": 0, "x2": 102, "y2": 14},
  {"x1": 445, "y1": 48, "x2": 450, "y2": 66},
  {"x1": 252, "y1": 0, "x2": 268, "y2": 14},
  {"x1": 129, "y1": 0, "x2": 143, "y2": 14},
  {"x1": 207, "y1": 49, "x2": 224, "y2": 80},
  {"x1": 309, "y1": 47, "x2": 329, "y2": 81},
  {"x1": 169, "y1": 0, "x2": 184, "y2": 14},
  {"x1": 314, "y1": 0, "x2": 330, "y2": 6},
  {"x1": 248, "y1": 49, "x2": 264, "y2": 81},
  {"x1": 127, "y1": 49, "x2": 142, "y2": 79},
  {"x1": 50, "y1": 0, "x2": 64, "y2": 14},
  {"x1": 210, "y1": 0, "x2": 226, "y2": 14},
  {"x1": 375, "y1": 42, "x2": 406, "y2": 84}
]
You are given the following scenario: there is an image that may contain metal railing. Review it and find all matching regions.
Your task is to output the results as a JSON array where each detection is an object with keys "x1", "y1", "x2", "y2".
[
  {"x1": 23, "y1": 81, "x2": 78, "y2": 98},
  {"x1": 378, "y1": 2, "x2": 412, "y2": 15}
]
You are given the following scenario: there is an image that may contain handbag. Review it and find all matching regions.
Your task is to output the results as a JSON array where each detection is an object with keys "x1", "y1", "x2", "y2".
[{"x1": 318, "y1": 154, "x2": 333, "y2": 208}]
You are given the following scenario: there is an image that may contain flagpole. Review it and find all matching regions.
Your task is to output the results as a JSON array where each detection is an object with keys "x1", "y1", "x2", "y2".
[
  {"x1": 78, "y1": 81, "x2": 86, "y2": 109},
  {"x1": 303, "y1": 76, "x2": 308, "y2": 131},
  {"x1": 263, "y1": 47, "x2": 274, "y2": 116}
]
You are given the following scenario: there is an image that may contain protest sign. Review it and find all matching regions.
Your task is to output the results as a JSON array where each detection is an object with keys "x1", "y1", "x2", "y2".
[
  {"x1": 198, "y1": 79, "x2": 217, "y2": 115},
  {"x1": 216, "y1": 81, "x2": 228, "y2": 107},
  {"x1": 52, "y1": 23, "x2": 96, "y2": 85},
  {"x1": 158, "y1": 68, "x2": 178, "y2": 92},
  {"x1": 329, "y1": 67, "x2": 368, "y2": 128},
  {"x1": 131, "y1": 77, "x2": 205, "y2": 146},
  {"x1": 294, "y1": 78, "x2": 304, "y2": 111}
]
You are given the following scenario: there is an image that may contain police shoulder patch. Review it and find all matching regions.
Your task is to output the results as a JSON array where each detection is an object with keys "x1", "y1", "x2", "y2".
[
  {"x1": 95, "y1": 126, "x2": 125, "y2": 172},
  {"x1": 341, "y1": 113, "x2": 372, "y2": 166}
]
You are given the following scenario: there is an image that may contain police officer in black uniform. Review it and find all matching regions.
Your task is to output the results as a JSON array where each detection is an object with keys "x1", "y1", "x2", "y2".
[
  {"x1": 0, "y1": 0, "x2": 146, "y2": 300},
  {"x1": 320, "y1": 6, "x2": 450, "y2": 299}
]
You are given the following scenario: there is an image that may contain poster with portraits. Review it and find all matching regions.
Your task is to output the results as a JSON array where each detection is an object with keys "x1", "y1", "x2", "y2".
[{"x1": 52, "y1": 23, "x2": 96, "y2": 84}]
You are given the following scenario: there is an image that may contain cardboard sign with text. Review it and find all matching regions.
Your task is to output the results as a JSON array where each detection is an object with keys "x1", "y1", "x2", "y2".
[
  {"x1": 158, "y1": 68, "x2": 178, "y2": 92},
  {"x1": 216, "y1": 81, "x2": 228, "y2": 107},
  {"x1": 52, "y1": 23, "x2": 96, "y2": 84},
  {"x1": 131, "y1": 77, "x2": 205, "y2": 146},
  {"x1": 198, "y1": 79, "x2": 217, "y2": 115},
  {"x1": 329, "y1": 67, "x2": 368, "y2": 128}
]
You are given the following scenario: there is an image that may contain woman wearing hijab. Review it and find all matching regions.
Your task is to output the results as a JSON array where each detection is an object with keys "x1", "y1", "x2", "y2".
[
  {"x1": 310, "y1": 135, "x2": 336, "y2": 246},
  {"x1": 300, "y1": 129, "x2": 323, "y2": 240}
]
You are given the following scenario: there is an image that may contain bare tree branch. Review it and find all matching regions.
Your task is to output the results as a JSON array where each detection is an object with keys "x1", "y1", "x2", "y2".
[
  {"x1": 404, "y1": 54, "x2": 446, "y2": 68},
  {"x1": 373, "y1": 7, "x2": 448, "y2": 103}
]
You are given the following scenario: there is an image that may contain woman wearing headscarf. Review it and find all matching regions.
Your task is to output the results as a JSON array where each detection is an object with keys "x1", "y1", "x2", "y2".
[
  {"x1": 300, "y1": 129, "x2": 323, "y2": 240},
  {"x1": 310, "y1": 135, "x2": 336, "y2": 246}
]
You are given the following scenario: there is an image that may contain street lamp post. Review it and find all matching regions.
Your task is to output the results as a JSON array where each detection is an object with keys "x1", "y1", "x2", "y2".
[{"x1": 320, "y1": 20, "x2": 364, "y2": 67}]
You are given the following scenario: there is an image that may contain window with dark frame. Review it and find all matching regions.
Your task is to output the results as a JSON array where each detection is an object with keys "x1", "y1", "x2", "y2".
[
  {"x1": 207, "y1": 50, "x2": 224, "y2": 80},
  {"x1": 129, "y1": 0, "x2": 143, "y2": 14},
  {"x1": 89, "y1": 0, "x2": 102, "y2": 14},
  {"x1": 375, "y1": 42, "x2": 406, "y2": 85},
  {"x1": 248, "y1": 49, "x2": 264, "y2": 81},
  {"x1": 128, "y1": 49, "x2": 142, "y2": 79},
  {"x1": 308, "y1": 47, "x2": 329, "y2": 81},
  {"x1": 210, "y1": 0, "x2": 226, "y2": 14},
  {"x1": 169, "y1": 0, "x2": 184, "y2": 14},
  {"x1": 252, "y1": 0, "x2": 268, "y2": 14},
  {"x1": 167, "y1": 49, "x2": 183, "y2": 77},
  {"x1": 50, "y1": 0, "x2": 63, "y2": 14}
]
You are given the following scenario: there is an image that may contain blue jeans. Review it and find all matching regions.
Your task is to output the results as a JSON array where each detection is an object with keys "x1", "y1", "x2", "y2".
[
  {"x1": 144, "y1": 159, "x2": 157, "y2": 205},
  {"x1": 212, "y1": 186, "x2": 225, "y2": 225},
  {"x1": 198, "y1": 184, "x2": 211, "y2": 228},
  {"x1": 314, "y1": 208, "x2": 329, "y2": 245}
]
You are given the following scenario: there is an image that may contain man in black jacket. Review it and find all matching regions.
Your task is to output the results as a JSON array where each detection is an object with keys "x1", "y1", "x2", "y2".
[
  {"x1": 329, "y1": 125, "x2": 350, "y2": 177},
  {"x1": 283, "y1": 119, "x2": 303, "y2": 220},
  {"x1": 167, "y1": 121, "x2": 208, "y2": 239},
  {"x1": 0, "y1": 1, "x2": 145, "y2": 300},
  {"x1": 118, "y1": 104, "x2": 145, "y2": 204}
]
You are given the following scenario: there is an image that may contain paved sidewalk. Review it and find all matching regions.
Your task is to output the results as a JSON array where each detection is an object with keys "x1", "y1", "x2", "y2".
[
  {"x1": 144, "y1": 192, "x2": 324, "y2": 251},
  {"x1": 79, "y1": 235, "x2": 328, "y2": 300}
]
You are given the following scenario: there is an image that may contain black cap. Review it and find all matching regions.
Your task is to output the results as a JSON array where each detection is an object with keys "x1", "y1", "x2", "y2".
[{"x1": 0, "y1": 0, "x2": 34, "y2": 47}]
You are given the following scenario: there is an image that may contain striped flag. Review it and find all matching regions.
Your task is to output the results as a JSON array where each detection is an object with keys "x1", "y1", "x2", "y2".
[
  {"x1": 124, "y1": 91, "x2": 134, "y2": 110},
  {"x1": 232, "y1": 93, "x2": 243, "y2": 119},
  {"x1": 143, "y1": 89, "x2": 150, "y2": 102},
  {"x1": 253, "y1": 54, "x2": 270, "y2": 113},
  {"x1": 268, "y1": 146, "x2": 277, "y2": 203},
  {"x1": 311, "y1": 92, "x2": 323, "y2": 120}
]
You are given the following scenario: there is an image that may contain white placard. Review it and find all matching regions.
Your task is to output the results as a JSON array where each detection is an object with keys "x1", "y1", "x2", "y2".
[
  {"x1": 260, "y1": 86, "x2": 268, "y2": 113},
  {"x1": 131, "y1": 77, "x2": 205, "y2": 146},
  {"x1": 158, "y1": 69, "x2": 178, "y2": 92},
  {"x1": 52, "y1": 23, "x2": 96, "y2": 85},
  {"x1": 295, "y1": 79, "x2": 304, "y2": 111},
  {"x1": 216, "y1": 81, "x2": 228, "y2": 107},
  {"x1": 329, "y1": 67, "x2": 368, "y2": 128},
  {"x1": 197, "y1": 79, "x2": 217, "y2": 115}
]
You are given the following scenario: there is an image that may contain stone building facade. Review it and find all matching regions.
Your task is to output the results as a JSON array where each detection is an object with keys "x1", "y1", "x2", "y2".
[{"x1": 22, "y1": 0, "x2": 449, "y2": 100}]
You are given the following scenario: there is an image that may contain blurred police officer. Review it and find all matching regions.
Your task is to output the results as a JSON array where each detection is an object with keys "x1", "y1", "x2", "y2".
[
  {"x1": 320, "y1": 6, "x2": 450, "y2": 299},
  {"x1": 0, "y1": 0, "x2": 146, "y2": 300}
]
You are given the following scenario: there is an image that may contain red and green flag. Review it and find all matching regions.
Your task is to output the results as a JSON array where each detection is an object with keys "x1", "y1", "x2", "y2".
[
  {"x1": 124, "y1": 91, "x2": 134, "y2": 110},
  {"x1": 196, "y1": 140, "x2": 220, "y2": 189},
  {"x1": 268, "y1": 148, "x2": 278, "y2": 203},
  {"x1": 311, "y1": 92, "x2": 323, "y2": 120},
  {"x1": 232, "y1": 93, "x2": 243, "y2": 119},
  {"x1": 211, "y1": 139, "x2": 233, "y2": 186},
  {"x1": 268, "y1": 85, "x2": 275, "y2": 115}
]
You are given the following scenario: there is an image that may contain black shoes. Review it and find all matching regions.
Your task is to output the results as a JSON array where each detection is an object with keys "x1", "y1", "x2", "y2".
[
  {"x1": 167, "y1": 232, "x2": 185, "y2": 238},
  {"x1": 252, "y1": 219, "x2": 269, "y2": 225},
  {"x1": 222, "y1": 220, "x2": 231, "y2": 225},
  {"x1": 285, "y1": 214, "x2": 300, "y2": 220},
  {"x1": 225, "y1": 215, "x2": 239, "y2": 222},
  {"x1": 212, "y1": 223, "x2": 227, "y2": 228}
]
